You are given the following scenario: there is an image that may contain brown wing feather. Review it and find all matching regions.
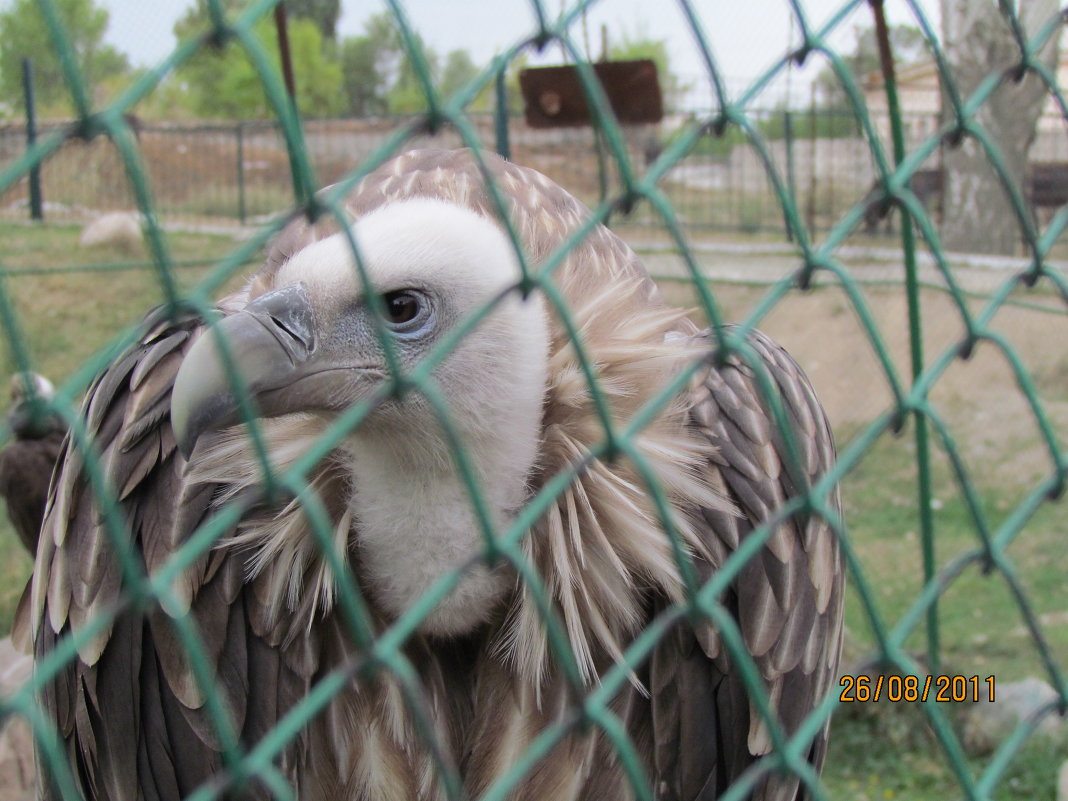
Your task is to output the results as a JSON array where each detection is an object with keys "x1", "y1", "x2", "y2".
[
  {"x1": 649, "y1": 325, "x2": 844, "y2": 801},
  {"x1": 24, "y1": 306, "x2": 328, "y2": 801}
]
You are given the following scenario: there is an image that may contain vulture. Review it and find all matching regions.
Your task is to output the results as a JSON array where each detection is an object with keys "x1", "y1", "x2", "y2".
[
  {"x1": 24, "y1": 148, "x2": 844, "y2": 801},
  {"x1": 0, "y1": 372, "x2": 65, "y2": 554}
]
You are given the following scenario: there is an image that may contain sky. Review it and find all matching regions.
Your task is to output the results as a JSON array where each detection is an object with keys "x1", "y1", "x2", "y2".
[{"x1": 93, "y1": 0, "x2": 938, "y2": 108}]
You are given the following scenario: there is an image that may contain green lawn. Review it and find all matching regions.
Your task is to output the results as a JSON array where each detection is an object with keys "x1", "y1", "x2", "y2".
[{"x1": 823, "y1": 426, "x2": 1067, "y2": 801}]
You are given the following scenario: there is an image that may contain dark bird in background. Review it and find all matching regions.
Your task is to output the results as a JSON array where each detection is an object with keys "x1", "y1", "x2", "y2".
[
  {"x1": 0, "y1": 372, "x2": 65, "y2": 555},
  {"x1": 25, "y1": 149, "x2": 844, "y2": 801}
]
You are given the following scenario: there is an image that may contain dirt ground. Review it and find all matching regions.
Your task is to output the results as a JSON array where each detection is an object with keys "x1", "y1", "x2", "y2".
[{"x1": 648, "y1": 243, "x2": 1068, "y2": 491}]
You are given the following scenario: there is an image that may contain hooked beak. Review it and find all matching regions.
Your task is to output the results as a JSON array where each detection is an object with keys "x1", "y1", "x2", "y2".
[{"x1": 171, "y1": 284, "x2": 377, "y2": 459}]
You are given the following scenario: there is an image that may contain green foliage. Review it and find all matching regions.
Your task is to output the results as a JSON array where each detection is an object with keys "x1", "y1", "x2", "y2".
[
  {"x1": 366, "y1": 12, "x2": 431, "y2": 113},
  {"x1": 338, "y1": 11, "x2": 490, "y2": 116},
  {"x1": 0, "y1": 0, "x2": 492, "y2": 122},
  {"x1": 173, "y1": 10, "x2": 344, "y2": 119},
  {"x1": 340, "y1": 34, "x2": 387, "y2": 116},
  {"x1": 0, "y1": 0, "x2": 128, "y2": 115},
  {"x1": 439, "y1": 49, "x2": 483, "y2": 106},
  {"x1": 287, "y1": 0, "x2": 340, "y2": 42}
]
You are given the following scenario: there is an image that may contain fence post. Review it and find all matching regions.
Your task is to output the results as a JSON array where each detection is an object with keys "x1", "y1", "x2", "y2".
[
  {"x1": 21, "y1": 57, "x2": 43, "y2": 222},
  {"x1": 495, "y1": 67, "x2": 510, "y2": 160},
  {"x1": 806, "y1": 82, "x2": 818, "y2": 234},
  {"x1": 784, "y1": 109, "x2": 795, "y2": 242},
  {"x1": 873, "y1": 0, "x2": 939, "y2": 673},
  {"x1": 236, "y1": 122, "x2": 247, "y2": 225},
  {"x1": 273, "y1": 2, "x2": 298, "y2": 114}
]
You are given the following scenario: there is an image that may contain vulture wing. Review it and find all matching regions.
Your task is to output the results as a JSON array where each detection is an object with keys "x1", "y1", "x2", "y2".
[
  {"x1": 27, "y1": 306, "x2": 337, "y2": 801},
  {"x1": 647, "y1": 326, "x2": 843, "y2": 801}
]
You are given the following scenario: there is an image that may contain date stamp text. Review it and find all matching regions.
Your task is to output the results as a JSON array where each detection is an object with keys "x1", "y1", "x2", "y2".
[{"x1": 839, "y1": 674, "x2": 995, "y2": 703}]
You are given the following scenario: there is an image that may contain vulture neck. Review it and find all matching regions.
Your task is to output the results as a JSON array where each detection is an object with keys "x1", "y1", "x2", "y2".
[{"x1": 343, "y1": 385, "x2": 544, "y2": 638}]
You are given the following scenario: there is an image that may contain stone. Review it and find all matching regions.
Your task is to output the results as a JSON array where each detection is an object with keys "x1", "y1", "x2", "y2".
[
  {"x1": 0, "y1": 637, "x2": 35, "y2": 801},
  {"x1": 79, "y1": 211, "x2": 143, "y2": 251},
  {"x1": 961, "y1": 676, "x2": 1065, "y2": 756}
]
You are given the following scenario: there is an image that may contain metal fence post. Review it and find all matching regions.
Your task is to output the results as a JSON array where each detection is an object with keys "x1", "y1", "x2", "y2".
[
  {"x1": 495, "y1": 67, "x2": 510, "y2": 160},
  {"x1": 873, "y1": 0, "x2": 939, "y2": 673},
  {"x1": 21, "y1": 57, "x2": 43, "y2": 221},
  {"x1": 807, "y1": 87, "x2": 819, "y2": 233},
  {"x1": 236, "y1": 122, "x2": 247, "y2": 225},
  {"x1": 784, "y1": 109, "x2": 795, "y2": 241}
]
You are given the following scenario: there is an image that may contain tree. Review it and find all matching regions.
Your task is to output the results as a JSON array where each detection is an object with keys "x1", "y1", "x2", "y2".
[
  {"x1": 174, "y1": 5, "x2": 344, "y2": 119},
  {"x1": 939, "y1": 0, "x2": 1059, "y2": 254},
  {"x1": 814, "y1": 23, "x2": 928, "y2": 109},
  {"x1": 437, "y1": 48, "x2": 494, "y2": 111},
  {"x1": 439, "y1": 49, "x2": 479, "y2": 99},
  {"x1": 0, "y1": 0, "x2": 129, "y2": 114},
  {"x1": 338, "y1": 12, "x2": 443, "y2": 116},
  {"x1": 288, "y1": 0, "x2": 340, "y2": 42},
  {"x1": 340, "y1": 35, "x2": 387, "y2": 116}
]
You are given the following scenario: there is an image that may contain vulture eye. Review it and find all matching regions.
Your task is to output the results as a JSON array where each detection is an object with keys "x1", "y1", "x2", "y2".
[{"x1": 380, "y1": 290, "x2": 429, "y2": 334}]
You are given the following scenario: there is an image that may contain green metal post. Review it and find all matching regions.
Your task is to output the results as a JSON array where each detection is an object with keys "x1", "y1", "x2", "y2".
[
  {"x1": 21, "y1": 58, "x2": 43, "y2": 221},
  {"x1": 784, "y1": 109, "x2": 795, "y2": 242},
  {"x1": 872, "y1": 0, "x2": 939, "y2": 673},
  {"x1": 495, "y1": 67, "x2": 510, "y2": 160},
  {"x1": 236, "y1": 123, "x2": 247, "y2": 225},
  {"x1": 806, "y1": 81, "x2": 818, "y2": 234}
]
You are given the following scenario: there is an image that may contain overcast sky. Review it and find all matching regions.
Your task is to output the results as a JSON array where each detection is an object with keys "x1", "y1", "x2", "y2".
[{"x1": 93, "y1": 0, "x2": 937, "y2": 107}]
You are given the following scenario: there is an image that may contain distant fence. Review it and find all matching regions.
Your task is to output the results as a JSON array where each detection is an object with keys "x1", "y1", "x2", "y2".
[{"x1": 2, "y1": 109, "x2": 1068, "y2": 236}]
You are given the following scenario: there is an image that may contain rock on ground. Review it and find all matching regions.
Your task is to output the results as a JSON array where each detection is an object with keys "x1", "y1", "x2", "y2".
[
  {"x1": 79, "y1": 211, "x2": 143, "y2": 251},
  {"x1": 961, "y1": 676, "x2": 1065, "y2": 756},
  {"x1": 0, "y1": 637, "x2": 35, "y2": 800}
]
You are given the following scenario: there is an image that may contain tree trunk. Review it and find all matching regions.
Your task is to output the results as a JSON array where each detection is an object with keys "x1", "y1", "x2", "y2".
[{"x1": 939, "y1": 0, "x2": 1059, "y2": 255}]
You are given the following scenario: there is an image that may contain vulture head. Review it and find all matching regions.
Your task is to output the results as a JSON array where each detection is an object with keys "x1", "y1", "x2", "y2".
[
  {"x1": 173, "y1": 198, "x2": 549, "y2": 635},
  {"x1": 9, "y1": 371, "x2": 54, "y2": 403},
  {"x1": 6, "y1": 372, "x2": 60, "y2": 440}
]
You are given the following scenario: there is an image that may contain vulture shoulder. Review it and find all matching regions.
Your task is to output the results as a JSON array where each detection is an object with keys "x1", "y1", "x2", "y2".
[
  {"x1": 645, "y1": 325, "x2": 844, "y2": 801},
  {"x1": 25, "y1": 306, "x2": 330, "y2": 801}
]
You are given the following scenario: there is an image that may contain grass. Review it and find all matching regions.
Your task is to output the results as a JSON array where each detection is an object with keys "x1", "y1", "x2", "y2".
[
  {"x1": 0, "y1": 221, "x2": 249, "y2": 382},
  {"x1": 839, "y1": 431, "x2": 1068, "y2": 681},
  {"x1": 0, "y1": 221, "x2": 1065, "y2": 799},
  {"x1": 822, "y1": 425, "x2": 1068, "y2": 801}
]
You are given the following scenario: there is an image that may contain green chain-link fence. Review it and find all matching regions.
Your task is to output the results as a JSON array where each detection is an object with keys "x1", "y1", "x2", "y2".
[{"x1": 0, "y1": 0, "x2": 1066, "y2": 799}]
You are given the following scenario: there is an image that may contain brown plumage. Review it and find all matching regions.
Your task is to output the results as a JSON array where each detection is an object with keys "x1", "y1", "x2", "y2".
[
  {"x1": 0, "y1": 373, "x2": 65, "y2": 554},
  {"x1": 24, "y1": 149, "x2": 843, "y2": 801}
]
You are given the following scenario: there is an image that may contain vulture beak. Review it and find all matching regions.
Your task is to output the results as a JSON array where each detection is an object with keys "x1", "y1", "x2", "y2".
[{"x1": 171, "y1": 284, "x2": 378, "y2": 459}]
